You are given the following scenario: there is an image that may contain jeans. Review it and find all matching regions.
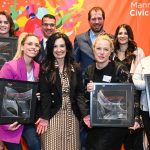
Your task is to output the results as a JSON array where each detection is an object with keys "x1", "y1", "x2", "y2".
[{"x1": 4, "y1": 125, "x2": 41, "y2": 150}]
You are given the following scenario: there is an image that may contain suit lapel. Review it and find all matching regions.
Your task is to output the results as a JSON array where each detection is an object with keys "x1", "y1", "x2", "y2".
[
  {"x1": 40, "y1": 40, "x2": 46, "y2": 57},
  {"x1": 85, "y1": 31, "x2": 93, "y2": 49},
  {"x1": 80, "y1": 30, "x2": 94, "y2": 60},
  {"x1": 17, "y1": 57, "x2": 27, "y2": 80},
  {"x1": 55, "y1": 69, "x2": 62, "y2": 96},
  {"x1": 69, "y1": 70, "x2": 76, "y2": 100}
]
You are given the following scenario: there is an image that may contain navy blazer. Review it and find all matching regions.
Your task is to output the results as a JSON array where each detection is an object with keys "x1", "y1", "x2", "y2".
[
  {"x1": 73, "y1": 30, "x2": 114, "y2": 73},
  {"x1": 39, "y1": 66, "x2": 85, "y2": 120},
  {"x1": 34, "y1": 40, "x2": 46, "y2": 63},
  {"x1": 74, "y1": 30, "x2": 95, "y2": 73}
]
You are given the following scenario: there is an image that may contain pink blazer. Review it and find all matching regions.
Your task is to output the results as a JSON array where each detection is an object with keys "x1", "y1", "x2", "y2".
[{"x1": 0, "y1": 57, "x2": 39, "y2": 143}]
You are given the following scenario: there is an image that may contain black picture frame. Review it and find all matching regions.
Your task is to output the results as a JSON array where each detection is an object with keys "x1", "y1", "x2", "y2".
[
  {"x1": 90, "y1": 83, "x2": 134, "y2": 127},
  {"x1": 145, "y1": 74, "x2": 150, "y2": 116},
  {"x1": 0, "y1": 36, "x2": 18, "y2": 69},
  {"x1": 0, "y1": 78, "x2": 38, "y2": 124}
]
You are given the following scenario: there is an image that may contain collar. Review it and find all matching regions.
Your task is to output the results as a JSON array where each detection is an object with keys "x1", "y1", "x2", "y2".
[
  {"x1": 89, "y1": 29, "x2": 97, "y2": 44},
  {"x1": 43, "y1": 37, "x2": 48, "y2": 49}
]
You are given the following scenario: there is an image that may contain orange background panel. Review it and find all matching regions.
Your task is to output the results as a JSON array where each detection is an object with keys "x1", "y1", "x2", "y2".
[{"x1": 0, "y1": 0, "x2": 149, "y2": 55}]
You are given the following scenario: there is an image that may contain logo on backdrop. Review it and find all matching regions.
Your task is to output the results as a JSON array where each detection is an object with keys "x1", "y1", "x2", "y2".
[{"x1": 130, "y1": 2, "x2": 150, "y2": 16}]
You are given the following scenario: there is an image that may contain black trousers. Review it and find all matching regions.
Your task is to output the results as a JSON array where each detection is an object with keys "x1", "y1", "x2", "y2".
[
  {"x1": 123, "y1": 128, "x2": 144, "y2": 150},
  {"x1": 141, "y1": 111, "x2": 150, "y2": 144},
  {"x1": 86, "y1": 127, "x2": 128, "y2": 150}
]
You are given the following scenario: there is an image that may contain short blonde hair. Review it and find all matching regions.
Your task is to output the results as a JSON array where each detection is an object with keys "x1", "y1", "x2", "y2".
[
  {"x1": 93, "y1": 34, "x2": 114, "y2": 51},
  {"x1": 13, "y1": 32, "x2": 39, "y2": 60}
]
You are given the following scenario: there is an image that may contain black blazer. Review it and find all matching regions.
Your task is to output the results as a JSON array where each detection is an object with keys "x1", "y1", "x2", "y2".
[
  {"x1": 34, "y1": 40, "x2": 46, "y2": 63},
  {"x1": 39, "y1": 66, "x2": 85, "y2": 120}
]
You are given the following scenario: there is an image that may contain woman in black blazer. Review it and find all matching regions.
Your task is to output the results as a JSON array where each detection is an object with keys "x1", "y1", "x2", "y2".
[{"x1": 36, "y1": 32, "x2": 85, "y2": 150}]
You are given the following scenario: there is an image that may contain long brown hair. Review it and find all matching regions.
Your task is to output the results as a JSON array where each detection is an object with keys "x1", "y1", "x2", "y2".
[
  {"x1": 114, "y1": 24, "x2": 137, "y2": 61},
  {"x1": 0, "y1": 11, "x2": 15, "y2": 36},
  {"x1": 41, "y1": 32, "x2": 77, "y2": 83}
]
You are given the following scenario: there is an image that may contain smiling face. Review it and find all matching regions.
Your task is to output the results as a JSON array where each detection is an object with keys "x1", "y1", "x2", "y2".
[
  {"x1": 0, "y1": 14, "x2": 10, "y2": 37},
  {"x1": 22, "y1": 36, "x2": 40, "y2": 59},
  {"x1": 89, "y1": 10, "x2": 104, "y2": 33},
  {"x1": 53, "y1": 38, "x2": 66, "y2": 61},
  {"x1": 42, "y1": 17, "x2": 56, "y2": 38},
  {"x1": 117, "y1": 27, "x2": 129, "y2": 45},
  {"x1": 93, "y1": 37, "x2": 113, "y2": 65}
]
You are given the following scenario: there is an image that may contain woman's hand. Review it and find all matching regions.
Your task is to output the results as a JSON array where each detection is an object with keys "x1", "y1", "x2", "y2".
[
  {"x1": 83, "y1": 115, "x2": 92, "y2": 128},
  {"x1": 8, "y1": 122, "x2": 21, "y2": 131},
  {"x1": 87, "y1": 81, "x2": 94, "y2": 92},
  {"x1": 35, "y1": 118, "x2": 48, "y2": 134},
  {"x1": 128, "y1": 121, "x2": 140, "y2": 130}
]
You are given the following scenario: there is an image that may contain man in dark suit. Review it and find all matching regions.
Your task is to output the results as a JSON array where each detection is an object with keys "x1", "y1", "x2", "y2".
[
  {"x1": 74, "y1": 7, "x2": 110, "y2": 73},
  {"x1": 73, "y1": 7, "x2": 112, "y2": 150},
  {"x1": 35, "y1": 14, "x2": 56, "y2": 63}
]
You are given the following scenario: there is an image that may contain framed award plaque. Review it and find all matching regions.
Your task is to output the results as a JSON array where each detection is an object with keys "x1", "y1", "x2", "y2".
[
  {"x1": 90, "y1": 83, "x2": 134, "y2": 127},
  {"x1": 0, "y1": 78, "x2": 38, "y2": 124},
  {"x1": 0, "y1": 36, "x2": 18, "y2": 69}
]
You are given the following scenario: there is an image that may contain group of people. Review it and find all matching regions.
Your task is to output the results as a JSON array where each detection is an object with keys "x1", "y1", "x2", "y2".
[{"x1": 0, "y1": 6, "x2": 149, "y2": 150}]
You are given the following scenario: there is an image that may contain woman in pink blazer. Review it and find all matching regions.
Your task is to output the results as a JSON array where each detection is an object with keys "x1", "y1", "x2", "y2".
[{"x1": 0, "y1": 32, "x2": 41, "y2": 150}]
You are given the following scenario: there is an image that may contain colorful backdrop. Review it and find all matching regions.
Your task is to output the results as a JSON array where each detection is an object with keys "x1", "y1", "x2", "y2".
[{"x1": 0, "y1": 0, "x2": 149, "y2": 55}]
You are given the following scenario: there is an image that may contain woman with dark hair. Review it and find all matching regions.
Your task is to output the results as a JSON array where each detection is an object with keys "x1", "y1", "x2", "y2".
[
  {"x1": 113, "y1": 24, "x2": 144, "y2": 74},
  {"x1": 113, "y1": 24, "x2": 145, "y2": 150},
  {"x1": 0, "y1": 11, "x2": 16, "y2": 150},
  {"x1": 0, "y1": 11, "x2": 15, "y2": 37},
  {"x1": 36, "y1": 32, "x2": 84, "y2": 150}
]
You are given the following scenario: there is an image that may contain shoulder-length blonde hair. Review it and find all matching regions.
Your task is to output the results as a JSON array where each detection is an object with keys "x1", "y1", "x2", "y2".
[
  {"x1": 13, "y1": 32, "x2": 39, "y2": 60},
  {"x1": 93, "y1": 34, "x2": 114, "y2": 51}
]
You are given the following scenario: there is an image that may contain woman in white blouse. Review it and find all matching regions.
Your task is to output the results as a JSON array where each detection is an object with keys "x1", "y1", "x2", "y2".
[{"x1": 133, "y1": 56, "x2": 150, "y2": 145}]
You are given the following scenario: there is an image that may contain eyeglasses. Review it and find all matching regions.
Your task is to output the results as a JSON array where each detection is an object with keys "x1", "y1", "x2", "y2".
[
  {"x1": 24, "y1": 42, "x2": 41, "y2": 49},
  {"x1": 42, "y1": 23, "x2": 55, "y2": 27}
]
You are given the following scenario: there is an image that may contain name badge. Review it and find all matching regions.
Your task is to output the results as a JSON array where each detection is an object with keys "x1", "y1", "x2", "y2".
[{"x1": 102, "y1": 75, "x2": 112, "y2": 82}]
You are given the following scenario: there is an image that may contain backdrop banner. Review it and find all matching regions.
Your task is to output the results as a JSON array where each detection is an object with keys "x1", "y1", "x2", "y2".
[{"x1": 0, "y1": 0, "x2": 149, "y2": 55}]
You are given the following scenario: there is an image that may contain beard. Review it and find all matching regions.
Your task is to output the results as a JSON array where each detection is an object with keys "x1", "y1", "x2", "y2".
[{"x1": 91, "y1": 24, "x2": 104, "y2": 33}]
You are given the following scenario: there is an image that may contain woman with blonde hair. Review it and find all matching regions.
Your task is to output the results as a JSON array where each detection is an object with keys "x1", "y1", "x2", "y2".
[
  {"x1": 0, "y1": 32, "x2": 41, "y2": 150},
  {"x1": 13, "y1": 32, "x2": 28, "y2": 60},
  {"x1": 78, "y1": 34, "x2": 140, "y2": 150}
]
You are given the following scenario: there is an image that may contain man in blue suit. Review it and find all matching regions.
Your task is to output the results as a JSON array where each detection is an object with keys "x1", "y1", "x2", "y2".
[
  {"x1": 74, "y1": 7, "x2": 113, "y2": 150},
  {"x1": 74, "y1": 7, "x2": 112, "y2": 73},
  {"x1": 35, "y1": 14, "x2": 56, "y2": 63}
]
